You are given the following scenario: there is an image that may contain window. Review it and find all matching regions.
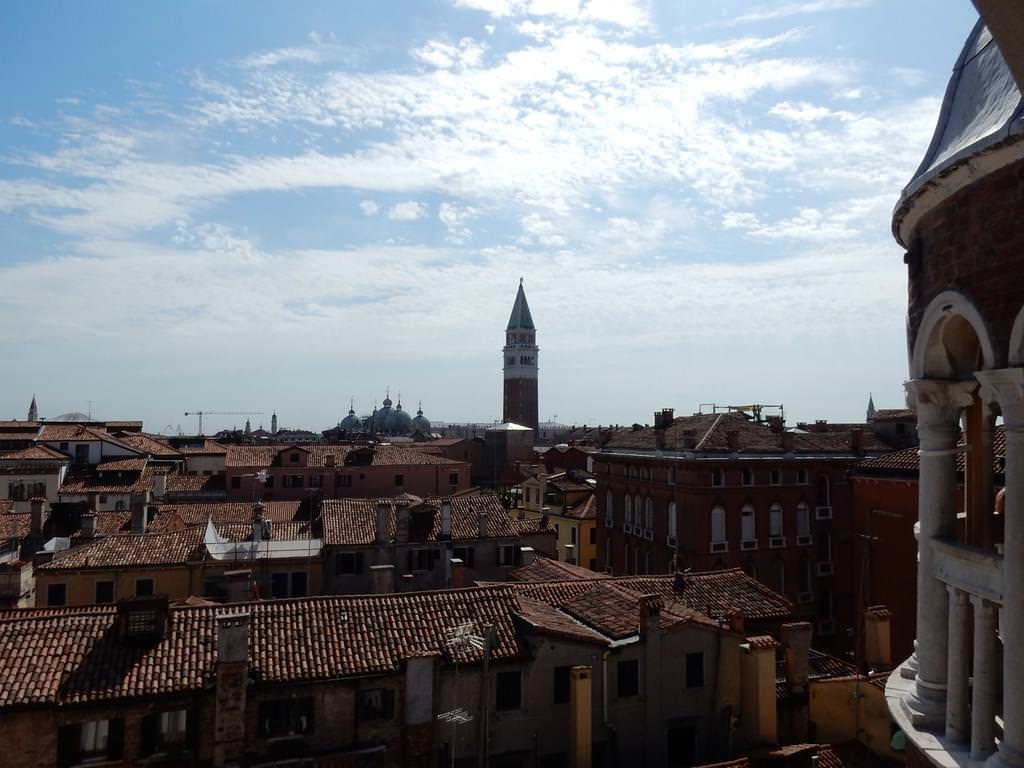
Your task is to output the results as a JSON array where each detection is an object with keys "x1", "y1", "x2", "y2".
[
  {"x1": 394, "y1": 474, "x2": 404, "y2": 487},
  {"x1": 81, "y1": 719, "x2": 110, "y2": 756},
  {"x1": 336, "y1": 551, "x2": 365, "y2": 575},
  {"x1": 258, "y1": 698, "x2": 314, "y2": 737},
  {"x1": 624, "y1": 495, "x2": 633, "y2": 526},
  {"x1": 95, "y1": 580, "x2": 114, "y2": 604},
  {"x1": 817, "y1": 475, "x2": 831, "y2": 506},
  {"x1": 159, "y1": 709, "x2": 188, "y2": 745},
  {"x1": 797, "y1": 503, "x2": 811, "y2": 538},
  {"x1": 231, "y1": 476, "x2": 241, "y2": 489},
  {"x1": 797, "y1": 468, "x2": 808, "y2": 484},
  {"x1": 338, "y1": 474, "x2": 352, "y2": 487},
  {"x1": 453, "y1": 546, "x2": 476, "y2": 568},
  {"x1": 265, "y1": 475, "x2": 275, "y2": 488},
  {"x1": 741, "y1": 505, "x2": 755, "y2": 541},
  {"x1": 617, "y1": 659, "x2": 639, "y2": 697},
  {"x1": 47, "y1": 583, "x2": 67, "y2": 607},
  {"x1": 776, "y1": 561, "x2": 786, "y2": 594},
  {"x1": 819, "y1": 588, "x2": 833, "y2": 618},
  {"x1": 496, "y1": 670, "x2": 522, "y2": 711},
  {"x1": 570, "y1": 526, "x2": 577, "y2": 545},
  {"x1": 283, "y1": 474, "x2": 304, "y2": 489},
  {"x1": 741, "y1": 468, "x2": 753, "y2": 486},
  {"x1": 499, "y1": 545, "x2": 522, "y2": 567},
  {"x1": 135, "y1": 578, "x2": 155, "y2": 597},
  {"x1": 358, "y1": 689, "x2": 395, "y2": 721},
  {"x1": 685, "y1": 652, "x2": 704, "y2": 688},
  {"x1": 272, "y1": 571, "x2": 308, "y2": 598},
  {"x1": 769, "y1": 503, "x2": 783, "y2": 537},
  {"x1": 75, "y1": 444, "x2": 90, "y2": 464},
  {"x1": 712, "y1": 468, "x2": 723, "y2": 487},
  {"x1": 59, "y1": 719, "x2": 124, "y2": 765},
  {"x1": 644, "y1": 498, "x2": 653, "y2": 530},
  {"x1": 449, "y1": 472, "x2": 459, "y2": 485},
  {"x1": 819, "y1": 531, "x2": 832, "y2": 563},
  {"x1": 311, "y1": 474, "x2": 322, "y2": 488},
  {"x1": 711, "y1": 506, "x2": 726, "y2": 544},
  {"x1": 589, "y1": 527, "x2": 596, "y2": 545},
  {"x1": 99, "y1": 495, "x2": 108, "y2": 504},
  {"x1": 770, "y1": 469, "x2": 781, "y2": 485},
  {"x1": 554, "y1": 666, "x2": 571, "y2": 704},
  {"x1": 668, "y1": 502, "x2": 678, "y2": 539},
  {"x1": 410, "y1": 548, "x2": 434, "y2": 571}
]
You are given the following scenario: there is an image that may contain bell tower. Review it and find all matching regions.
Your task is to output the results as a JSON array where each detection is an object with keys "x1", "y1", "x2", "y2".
[{"x1": 502, "y1": 279, "x2": 539, "y2": 430}]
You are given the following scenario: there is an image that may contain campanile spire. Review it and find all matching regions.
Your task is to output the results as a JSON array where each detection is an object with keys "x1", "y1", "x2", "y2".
[{"x1": 502, "y1": 280, "x2": 539, "y2": 431}]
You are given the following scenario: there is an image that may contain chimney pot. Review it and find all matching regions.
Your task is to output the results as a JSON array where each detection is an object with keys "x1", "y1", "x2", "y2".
[{"x1": 152, "y1": 472, "x2": 167, "y2": 499}]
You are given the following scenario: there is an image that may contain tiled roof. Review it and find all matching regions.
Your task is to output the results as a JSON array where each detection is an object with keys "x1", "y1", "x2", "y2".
[
  {"x1": 165, "y1": 473, "x2": 226, "y2": 494},
  {"x1": 60, "y1": 467, "x2": 155, "y2": 496},
  {"x1": 0, "y1": 514, "x2": 31, "y2": 540},
  {"x1": 602, "y1": 411, "x2": 890, "y2": 455},
  {"x1": 114, "y1": 433, "x2": 182, "y2": 459},
  {"x1": 38, "y1": 528, "x2": 205, "y2": 570},
  {"x1": 225, "y1": 443, "x2": 460, "y2": 469},
  {"x1": 0, "y1": 421, "x2": 41, "y2": 432},
  {"x1": 321, "y1": 494, "x2": 552, "y2": 546},
  {"x1": 512, "y1": 596, "x2": 609, "y2": 645},
  {"x1": 505, "y1": 568, "x2": 791, "y2": 622},
  {"x1": 557, "y1": 582, "x2": 719, "y2": 640},
  {"x1": 561, "y1": 494, "x2": 596, "y2": 520},
  {"x1": 0, "y1": 445, "x2": 68, "y2": 462},
  {"x1": 149, "y1": 501, "x2": 303, "y2": 529},
  {"x1": 856, "y1": 426, "x2": 1005, "y2": 477},
  {"x1": 0, "y1": 586, "x2": 530, "y2": 707},
  {"x1": 72, "y1": 512, "x2": 133, "y2": 539},
  {"x1": 509, "y1": 557, "x2": 610, "y2": 582},
  {"x1": 97, "y1": 457, "x2": 148, "y2": 472},
  {"x1": 36, "y1": 425, "x2": 139, "y2": 453},
  {"x1": 177, "y1": 440, "x2": 227, "y2": 455}
]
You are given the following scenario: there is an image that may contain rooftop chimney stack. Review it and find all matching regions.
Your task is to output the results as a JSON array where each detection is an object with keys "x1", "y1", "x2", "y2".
[
  {"x1": 478, "y1": 510, "x2": 489, "y2": 538},
  {"x1": 450, "y1": 557, "x2": 465, "y2": 588},
  {"x1": 563, "y1": 543, "x2": 576, "y2": 565},
  {"x1": 375, "y1": 503, "x2": 390, "y2": 545},
  {"x1": 30, "y1": 498, "x2": 47, "y2": 537},
  {"x1": 80, "y1": 511, "x2": 97, "y2": 539},
  {"x1": 864, "y1": 606, "x2": 893, "y2": 670},
  {"x1": 214, "y1": 610, "x2": 251, "y2": 767},
  {"x1": 520, "y1": 546, "x2": 537, "y2": 566},
  {"x1": 639, "y1": 594, "x2": 661, "y2": 639},
  {"x1": 371, "y1": 563, "x2": 396, "y2": 594},
  {"x1": 152, "y1": 472, "x2": 167, "y2": 499},
  {"x1": 441, "y1": 498, "x2": 452, "y2": 538}
]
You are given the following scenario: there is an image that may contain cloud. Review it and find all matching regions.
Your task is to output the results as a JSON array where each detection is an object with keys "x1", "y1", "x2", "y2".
[
  {"x1": 438, "y1": 202, "x2": 479, "y2": 242},
  {"x1": 727, "y1": 0, "x2": 871, "y2": 25},
  {"x1": 387, "y1": 201, "x2": 427, "y2": 221},
  {"x1": 412, "y1": 38, "x2": 488, "y2": 69},
  {"x1": 452, "y1": 0, "x2": 651, "y2": 30},
  {"x1": 359, "y1": 200, "x2": 380, "y2": 216}
]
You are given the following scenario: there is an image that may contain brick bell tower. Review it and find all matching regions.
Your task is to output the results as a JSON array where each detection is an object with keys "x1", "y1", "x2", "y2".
[{"x1": 502, "y1": 278, "x2": 539, "y2": 431}]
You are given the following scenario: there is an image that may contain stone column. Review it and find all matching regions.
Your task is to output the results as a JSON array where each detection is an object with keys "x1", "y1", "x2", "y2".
[
  {"x1": 976, "y1": 369, "x2": 1024, "y2": 768},
  {"x1": 946, "y1": 587, "x2": 971, "y2": 742},
  {"x1": 971, "y1": 596, "x2": 998, "y2": 761},
  {"x1": 903, "y1": 379, "x2": 976, "y2": 728}
]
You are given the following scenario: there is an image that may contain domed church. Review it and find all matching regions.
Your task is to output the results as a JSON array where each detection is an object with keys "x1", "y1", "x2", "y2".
[{"x1": 335, "y1": 390, "x2": 430, "y2": 437}]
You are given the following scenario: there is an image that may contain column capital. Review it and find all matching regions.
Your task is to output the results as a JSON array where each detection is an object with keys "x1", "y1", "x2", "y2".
[
  {"x1": 905, "y1": 379, "x2": 977, "y2": 421},
  {"x1": 977, "y1": 368, "x2": 1024, "y2": 427},
  {"x1": 969, "y1": 594, "x2": 998, "y2": 618},
  {"x1": 947, "y1": 585, "x2": 971, "y2": 605}
]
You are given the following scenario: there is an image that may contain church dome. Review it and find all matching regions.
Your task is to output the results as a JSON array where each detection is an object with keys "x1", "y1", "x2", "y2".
[
  {"x1": 412, "y1": 404, "x2": 431, "y2": 433},
  {"x1": 372, "y1": 401, "x2": 390, "y2": 433},
  {"x1": 340, "y1": 407, "x2": 362, "y2": 432},
  {"x1": 386, "y1": 402, "x2": 413, "y2": 434}
]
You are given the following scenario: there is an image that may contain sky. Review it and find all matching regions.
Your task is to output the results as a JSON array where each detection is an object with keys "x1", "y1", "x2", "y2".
[{"x1": 0, "y1": 0, "x2": 982, "y2": 434}]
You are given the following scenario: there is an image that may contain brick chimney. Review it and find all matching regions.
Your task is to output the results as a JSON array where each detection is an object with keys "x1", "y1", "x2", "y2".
[
  {"x1": 152, "y1": 471, "x2": 167, "y2": 499},
  {"x1": 30, "y1": 498, "x2": 47, "y2": 537},
  {"x1": 477, "y1": 510, "x2": 489, "y2": 538},
  {"x1": 569, "y1": 666, "x2": 593, "y2": 768},
  {"x1": 80, "y1": 511, "x2": 97, "y2": 539},
  {"x1": 780, "y1": 622, "x2": 812, "y2": 691},
  {"x1": 864, "y1": 605, "x2": 893, "y2": 670},
  {"x1": 375, "y1": 503, "x2": 391, "y2": 545},
  {"x1": 638, "y1": 594, "x2": 661, "y2": 639},
  {"x1": 116, "y1": 594, "x2": 170, "y2": 643},
  {"x1": 449, "y1": 557, "x2": 465, "y2": 588},
  {"x1": 224, "y1": 569, "x2": 253, "y2": 603},
  {"x1": 214, "y1": 610, "x2": 250, "y2": 767},
  {"x1": 440, "y1": 498, "x2": 452, "y2": 539},
  {"x1": 396, "y1": 503, "x2": 411, "y2": 543},
  {"x1": 371, "y1": 564, "x2": 395, "y2": 594}
]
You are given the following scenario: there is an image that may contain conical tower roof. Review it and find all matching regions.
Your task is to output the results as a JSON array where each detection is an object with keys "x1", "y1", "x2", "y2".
[{"x1": 506, "y1": 278, "x2": 535, "y2": 331}]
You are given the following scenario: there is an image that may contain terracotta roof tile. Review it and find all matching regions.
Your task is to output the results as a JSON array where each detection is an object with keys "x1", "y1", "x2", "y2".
[
  {"x1": 0, "y1": 445, "x2": 69, "y2": 462},
  {"x1": 96, "y1": 457, "x2": 148, "y2": 472},
  {"x1": 113, "y1": 433, "x2": 182, "y2": 458},
  {"x1": 562, "y1": 494, "x2": 597, "y2": 520},
  {"x1": 225, "y1": 443, "x2": 460, "y2": 469},
  {"x1": 149, "y1": 501, "x2": 303, "y2": 529},
  {"x1": 60, "y1": 467, "x2": 155, "y2": 496},
  {"x1": 857, "y1": 426, "x2": 1004, "y2": 477},
  {"x1": 165, "y1": 473, "x2": 226, "y2": 494},
  {"x1": 0, "y1": 514, "x2": 31, "y2": 540},
  {"x1": 509, "y1": 557, "x2": 609, "y2": 582},
  {"x1": 38, "y1": 528, "x2": 205, "y2": 570},
  {"x1": 321, "y1": 494, "x2": 552, "y2": 546},
  {"x1": 0, "y1": 586, "x2": 530, "y2": 707}
]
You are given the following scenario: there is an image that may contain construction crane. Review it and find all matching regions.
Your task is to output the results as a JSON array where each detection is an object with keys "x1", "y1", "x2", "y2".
[{"x1": 184, "y1": 410, "x2": 263, "y2": 435}]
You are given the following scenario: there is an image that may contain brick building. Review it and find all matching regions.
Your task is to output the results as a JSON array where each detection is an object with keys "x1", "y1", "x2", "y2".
[
  {"x1": 223, "y1": 443, "x2": 470, "y2": 501},
  {"x1": 502, "y1": 279, "x2": 539, "y2": 432},
  {"x1": 593, "y1": 409, "x2": 893, "y2": 650}
]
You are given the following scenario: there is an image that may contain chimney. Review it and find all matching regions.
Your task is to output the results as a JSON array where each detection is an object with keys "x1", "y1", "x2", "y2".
[
  {"x1": 450, "y1": 557, "x2": 465, "y2": 588},
  {"x1": 569, "y1": 666, "x2": 593, "y2": 768},
  {"x1": 396, "y1": 503, "x2": 411, "y2": 543},
  {"x1": 563, "y1": 543, "x2": 576, "y2": 565},
  {"x1": 728, "y1": 610, "x2": 745, "y2": 635},
  {"x1": 375, "y1": 503, "x2": 391, "y2": 545},
  {"x1": 224, "y1": 569, "x2": 253, "y2": 603},
  {"x1": 520, "y1": 546, "x2": 536, "y2": 567},
  {"x1": 864, "y1": 606, "x2": 893, "y2": 670},
  {"x1": 325, "y1": 453, "x2": 336, "y2": 467},
  {"x1": 371, "y1": 564, "x2": 395, "y2": 594},
  {"x1": 850, "y1": 428, "x2": 865, "y2": 453},
  {"x1": 441, "y1": 498, "x2": 452, "y2": 538},
  {"x1": 80, "y1": 511, "x2": 97, "y2": 539},
  {"x1": 214, "y1": 610, "x2": 250, "y2": 767},
  {"x1": 781, "y1": 431, "x2": 794, "y2": 451},
  {"x1": 478, "y1": 510, "x2": 489, "y2": 538},
  {"x1": 30, "y1": 498, "x2": 47, "y2": 537},
  {"x1": 740, "y1": 636, "x2": 778, "y2": 746},
  {"x1": 638, "y1": 594, "x2": 661, "y2": 639},
  {"x1": 780, "y1": 622, "x2": 812, "y2": 691},
  {"x1": 116, "y1": 594, "x2": 170, "y2": 643},
  {"x1": 131, "y1": 502, "x2": 148, "y2": 534},
  {"x1": 726, "y1": 430, "x2": 740, "y2": 451},
  {"x1": 152, "y1": 471, "x2": 167, "y2": 499}
]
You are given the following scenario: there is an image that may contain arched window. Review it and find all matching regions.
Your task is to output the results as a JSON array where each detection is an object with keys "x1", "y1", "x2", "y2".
[
  {"x1": 819, "y1": 531, "x2": 832, "y2": 563},
  {"x1": 605, "y1": 491, "x2": 614, "y2": 525},
  {"x1": 644, "y1": 497, "x2": 654, "y2": 530},
  {"x1": 668, "y1": 502, "x2": 678, "y2": 539},
  {"x1": 711, "y1": 505, "x2": 726, "y2": 544},
  {"x1": 741, "y1": 504, "x2": 756, "y2": 542},
  {"x1": 769, "y1": 503, "x2": 783, "y2": 538},
  {"x1": 712, "y1": 468, "x2": 723, "y2": 487},
  {"x1": 624, "y1": 495, "x2": 633, "y2": 526},
  {"x1": 796, "y1": 502, "x2": 811, "y2": 539},
  {"x1": 817, "y1": 475, "x2": 831, "y2": 507},
  {"x1": 742, "y1": 468, "x2": 753, "y2": 486}
]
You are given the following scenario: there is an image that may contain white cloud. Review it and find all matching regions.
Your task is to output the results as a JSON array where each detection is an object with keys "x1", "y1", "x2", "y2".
[
  {"x1": 387, "y1": 200, "x2": 427, "y2": 221},
  {"x1": 359, "y1": 200, "x2": 380, "y2": 216},
  {"x1": 728, "y1": 0, "x2": 871, "y2": 25},
  {"x1": 412, "y1": 38, "x2": 488, "y2": 69},
  {"x1": 452, "y1": 0, "x2": 650, "y2": 30},
  {"x1": 439, "y1": 202, "x2": 479, "y2": 242},
  {"x1": 769, "y1": 101, "x2": 854, "y2": 123}
]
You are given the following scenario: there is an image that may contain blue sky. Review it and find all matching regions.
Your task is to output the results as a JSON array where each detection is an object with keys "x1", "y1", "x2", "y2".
[{"x1": 0, "y1": 0, "x2": 981, "y2": 433}]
